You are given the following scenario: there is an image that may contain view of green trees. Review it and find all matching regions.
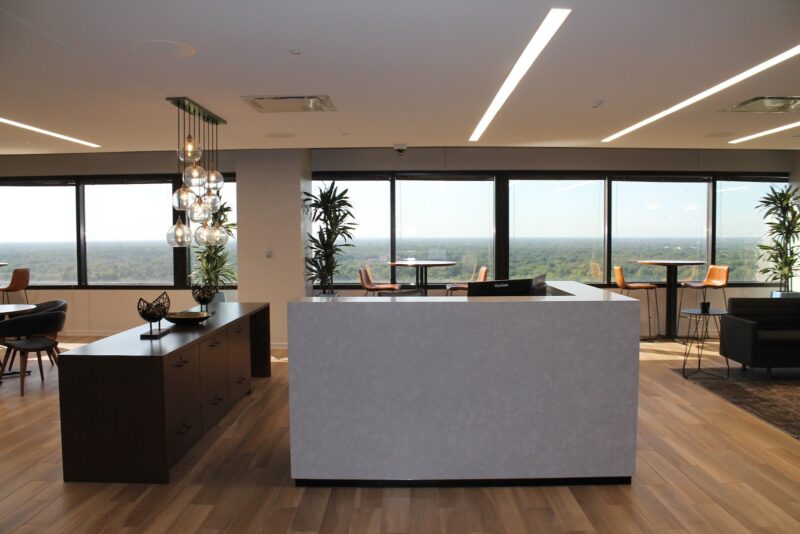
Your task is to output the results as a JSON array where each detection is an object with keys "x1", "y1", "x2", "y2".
[
  {"x1": 0, "y1": 236, "x2": 764, "y2": 286},
  {"x1": 0, "y1": 242, "x2": 238, "y2": 285},
  {"x1": 330, "y1": 237, "x2": 767, "y2": 285}
]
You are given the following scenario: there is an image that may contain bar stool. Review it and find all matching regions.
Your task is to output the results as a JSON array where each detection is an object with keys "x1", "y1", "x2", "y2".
[
  {"x1": 614, "y1": 266, "x2": 660, "y2": 339},
  {"x1": 678, "y1": 265, "x2": 729, "y2": 336},
  {"x1": 0, "y1": 268, "x2": 30, "y2": 304}
]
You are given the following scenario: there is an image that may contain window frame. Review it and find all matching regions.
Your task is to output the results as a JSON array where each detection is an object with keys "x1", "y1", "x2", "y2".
[
  {"x1": 313, "y1": 170, "x2": 788, "y2": 290},
  {"x1": 0, "y1": 173, "x2": 237, "y2": 289}
]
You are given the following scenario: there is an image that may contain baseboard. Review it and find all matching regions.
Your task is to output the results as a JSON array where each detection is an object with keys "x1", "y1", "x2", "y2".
[{"x1": 295, "y1": 476, "x2": 632, "y2": 488}]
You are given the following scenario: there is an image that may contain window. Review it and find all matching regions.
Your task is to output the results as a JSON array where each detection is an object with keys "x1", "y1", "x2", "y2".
[
  {"x1": 612, "y1": 180, "x2": 708, "y2": 282},
  {"x1": 396, "y1": 178, "x2": 494, "y2": 283},
  {"x1": 716, "y1": 180, "x2": 787, "y2": 282},
  {"x1": 311, "y1": 179, "x2": 390, "y2": 283},
  {"x1": 0, "y1": 185, "x2": 78, "y2": 285},
  {"x1": 510, "y1": 179, "x2": 605, "y2": 282},
  {"x1": 85, "y1": 183, "x2": 174, "y2": 285},
  {"x1": 189, "y1": 182, "x2": 238, "y2": 285}
]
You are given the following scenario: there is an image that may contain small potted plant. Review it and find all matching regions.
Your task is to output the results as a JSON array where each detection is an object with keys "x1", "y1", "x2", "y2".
[
  {"x1": 191, "y1": 201, "x2": 237, "y2": 302},
  {"x1": 757, "y1": 184, "x2": 800, "y2": 297},
  {"x1": 303, "y1": 181, "x2": 356, "y2": 295}
]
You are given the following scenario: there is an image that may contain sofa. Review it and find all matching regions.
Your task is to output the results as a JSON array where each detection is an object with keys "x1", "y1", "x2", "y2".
[{"x1": 720, "y1": 298, "x2": 800, "y2": 379}]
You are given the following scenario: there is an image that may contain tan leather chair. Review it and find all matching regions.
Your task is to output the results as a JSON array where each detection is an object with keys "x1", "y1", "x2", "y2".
[
  {"x1": 359, "y1": 267, "x2": 400, "y2": 296},
  {"x1": 0, "y1": 268, "x2": 30, "y2": 304},
  {"x1": 678, "y1": 265, "x2": 729, "y2": 335},
  {"x1": 614, "y1": 266, "x2": 660, "y2": 339},
  {"x1": 446, "y1": 265, "x2": 488, "y2": 296}
]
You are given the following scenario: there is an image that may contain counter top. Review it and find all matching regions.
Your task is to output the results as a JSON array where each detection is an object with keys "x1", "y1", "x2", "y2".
[
  {"x1": 299, "y1": 281, "x2": 633, "y2": 304},
  {"x1": 63, "y1": 302, "x2": 269, "y2": 358}
]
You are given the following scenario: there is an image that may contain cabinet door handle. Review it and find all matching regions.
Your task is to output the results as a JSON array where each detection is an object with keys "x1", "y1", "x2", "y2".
[
  {"x1": 177, "y1": 423, "x2": 192, "y2": 435},
  {"x1": 210, "y1": 395, "x2": 223, "y2": 406},
  {"x1": 233, "y1": 328, "x2": 242, "y2": 334},
  {"x1": 173, "y1": 358, "x2": 189, "y2": 368},
  {"x1": 235, "y1": 375, "x2": 246, "y2": 384}
]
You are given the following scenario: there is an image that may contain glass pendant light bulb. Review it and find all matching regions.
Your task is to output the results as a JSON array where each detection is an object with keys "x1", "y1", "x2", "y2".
[
  {"x1": 206, "y1": 166, "x2": 224, "y2": 192},
  {"x1": 210, "y1": 225, "x2": 229, "y2": 246},
  {"x1": 183, "y1": 164, "x2": 208, "y2": 189},
  {"x1": 202, "y1": 189, "x2": 221, "y2": 213},
  {"x1": 171, "y1": 184, "x2": 198, "y2": 211},
  {"x1": 188, "y1": 197, "x2": 210, "y2": 223},
  {"x1": 166, "y1": 217, "x2": 193, "y2": 247},
  {"x1": 177, "y1": 134, "x2": 202, "y2": 162},
  {"x1": 194, "y1": 222, "x2": 213, "y2": 246}
]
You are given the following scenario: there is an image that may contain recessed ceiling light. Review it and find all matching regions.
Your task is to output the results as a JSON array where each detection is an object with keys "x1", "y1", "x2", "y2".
[
  {"x1": 289, "y1": 49, "x2": 303, "y2": 56},
  {"x1": 728, "y1": 120, "x2": 800, "y2": 144},
  {"x1": 602, "y1": 42, "x2": 800, "y2": 143},
  {"x1": 130, "y1": 40, "x2": 196, "y2": 59},
  {"x1": 265, "y1": 132, "x2": 297, "y2": 138},
  {"x1": 469, "y1": 8, "x2": 571, "y2": 142},
  {"x1": 0, "y1": 117, "x2": 100, "y2": 148}
]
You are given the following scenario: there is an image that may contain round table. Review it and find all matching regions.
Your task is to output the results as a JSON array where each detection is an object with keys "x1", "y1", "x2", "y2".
[
  {"x1": 0, "y1": 304, "x2": 35, "y2": 320},
  {"x1": 681, "y1": 308, "x2": 729, "y2": 379},
  {"x1": 387, "y1": 260, "x2": 456, "y2": 296},
  {"x1": 637, "y1": 260, "x2": 706, "y2": 339}
]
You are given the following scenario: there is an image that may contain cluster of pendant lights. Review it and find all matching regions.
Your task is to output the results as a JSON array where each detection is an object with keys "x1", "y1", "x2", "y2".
[{"x1": 166, "y1": 99, "x2": 229, "y2": 248}]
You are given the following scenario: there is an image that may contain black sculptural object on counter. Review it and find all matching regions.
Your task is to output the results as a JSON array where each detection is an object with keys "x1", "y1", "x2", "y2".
[
  {"x1": 191, "y1": 284, "x2": 215, "y2": 311},
  {"x1": 138, "y1": 291, "x2": 171, "y2": 339}
]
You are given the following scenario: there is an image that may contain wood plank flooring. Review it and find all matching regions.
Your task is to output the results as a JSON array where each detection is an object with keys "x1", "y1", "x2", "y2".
[{"x1": 0, "y1": 338, "x2": 798, "y2": 532}]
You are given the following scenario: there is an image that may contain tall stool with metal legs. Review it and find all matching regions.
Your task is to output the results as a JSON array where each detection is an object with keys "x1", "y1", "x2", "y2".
[
  {"x1": 614, "y1": 266, "x2": 660, "y2": 339},
  {"x1": 678, "y1": 265, "x2": 729, "y2": 337}
]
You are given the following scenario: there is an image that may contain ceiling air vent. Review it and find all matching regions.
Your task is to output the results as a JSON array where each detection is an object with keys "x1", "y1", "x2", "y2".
[
  {"x1": 242, "y1": 95, "x2": 336, "y2": 113},
  {"x1": 722, "y1": 96, "x2": 800, "y2": 113}
]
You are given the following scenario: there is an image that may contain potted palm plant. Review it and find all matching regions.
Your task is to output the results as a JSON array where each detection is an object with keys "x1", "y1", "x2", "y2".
[
  {"x1": 191, "y1": 202, "x2": 237, "y2": 302},
  {"x1": 757, "y1": 184, "x2": 800, "y2": 297},
  {"x1": 303, "y1": 181, "x2": 356, "y2": 295}
]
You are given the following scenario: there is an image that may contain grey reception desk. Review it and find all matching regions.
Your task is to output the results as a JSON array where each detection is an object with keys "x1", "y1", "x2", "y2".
[{"x1": 287, "y1": 282, "x2": 640, "y2": 485}]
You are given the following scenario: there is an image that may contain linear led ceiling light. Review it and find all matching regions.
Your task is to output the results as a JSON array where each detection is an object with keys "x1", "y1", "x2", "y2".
[
  {"x1": 469, "y1": 8, "x2": 571, "y2": 142},
  {"x1": 728, "y1": 120, "x2": 800, "y2": 144},
  {"x1": 0, "y1": 116, "x2": 100, "y2": 148},
  {"x1": 602, "y1": 43, "x2": 800, "y2": 143}
]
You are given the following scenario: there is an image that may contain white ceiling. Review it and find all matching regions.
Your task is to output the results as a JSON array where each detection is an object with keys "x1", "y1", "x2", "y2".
[{"x1": 1, "y1": 0, "x2": 800, "y2": 155}]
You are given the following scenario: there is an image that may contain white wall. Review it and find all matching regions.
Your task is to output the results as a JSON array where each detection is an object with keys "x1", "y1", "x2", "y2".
[{"x1": 235, "y1": 149, "x2": 311, "y2": 348}]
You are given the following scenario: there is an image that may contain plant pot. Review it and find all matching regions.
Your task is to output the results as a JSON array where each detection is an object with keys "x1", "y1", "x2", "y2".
[{"x1": 771, "y1": 291, "x2": 800, "y2": 298}]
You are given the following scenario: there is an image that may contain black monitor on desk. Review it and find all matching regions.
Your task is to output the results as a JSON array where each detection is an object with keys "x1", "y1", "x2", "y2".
[{"x1": 467, "y1": 275, "x2": 546, "y2": 296}]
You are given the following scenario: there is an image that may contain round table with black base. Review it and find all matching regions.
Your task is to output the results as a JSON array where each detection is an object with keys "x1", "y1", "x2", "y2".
[
  {"x1": 681, "y1": 308, "x2": 729, "y2": 379},
  {"x1": 0, "y1": 303, "x2": 37, "y2": 381},
  {"x1": 387, "y1": 260, "x2": 456, "y2": 296},
  {"x1": 637, "y1": 260, "x2": 706, "y2": 340}
]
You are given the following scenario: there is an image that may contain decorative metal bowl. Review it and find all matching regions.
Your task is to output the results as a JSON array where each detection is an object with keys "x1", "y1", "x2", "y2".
[
  {"x1": 191, "y1": 284, "x2": 215, "y2": 308},
  {"x1": 165, "y1": 311, "x2": 215, "y2": 327},
  {"x1": 137, "y1": 292, "x2": 170, "y2": 323}
]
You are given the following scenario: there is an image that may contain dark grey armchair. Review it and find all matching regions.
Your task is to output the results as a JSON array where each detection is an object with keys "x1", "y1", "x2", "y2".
[{"x1": 720, "y1": 298, "x2": 800, "y2": 380}]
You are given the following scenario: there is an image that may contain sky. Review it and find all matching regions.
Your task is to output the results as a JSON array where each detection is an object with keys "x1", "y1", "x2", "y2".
[
  {"x1": 0, "y1": 182, "x2": 237, "y2": 243},
  {"x1": 0, "y1": 178, "x2": 780, "y2": 245},
  {"x1": 315, "y1": 179, "x2": 782, "y2": 241}
]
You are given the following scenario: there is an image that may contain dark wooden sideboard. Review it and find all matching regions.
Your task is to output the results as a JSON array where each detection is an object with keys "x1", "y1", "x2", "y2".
[{"x1": 58, "y1": 302, "x2": 270, "y2": 484}]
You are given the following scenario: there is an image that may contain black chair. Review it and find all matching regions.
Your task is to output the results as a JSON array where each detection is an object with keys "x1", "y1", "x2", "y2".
[
  {"x1": 0, "y1": 311, "x2": 66, "y2": 396},
  {"x1": 720, "y1": 298, "x2": 800, "y2": 380},
  {"x1": 29, "y1": 300, "x2": 68, "y2": 314}
]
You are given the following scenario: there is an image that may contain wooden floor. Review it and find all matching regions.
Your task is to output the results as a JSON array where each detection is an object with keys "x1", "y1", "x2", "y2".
[{"x1": 0, "y1": 339, "x2": 798, "y2": 533}]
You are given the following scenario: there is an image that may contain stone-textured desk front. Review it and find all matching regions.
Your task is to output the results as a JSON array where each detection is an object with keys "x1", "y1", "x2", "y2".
[{"x1": 288, "y1": 282, "x2": 639, "y2": 483}]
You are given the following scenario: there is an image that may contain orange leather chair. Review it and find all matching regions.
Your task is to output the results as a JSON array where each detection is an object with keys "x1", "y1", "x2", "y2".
[
  {"x1": 614, "y1": 266, "x2": 660, "y2": 339},
  {"x1": 446, "y1": 265, "x2": 488, "y2": 295},
  {"x1": 678, "y1": 265, "x2": 729, "y2": 335},
  {"x1": 0, "y1": 268, "x2": 30, "y2": 304},
  {"x1": 358, "y1": 267, "x2": 401, "y2": 296}
]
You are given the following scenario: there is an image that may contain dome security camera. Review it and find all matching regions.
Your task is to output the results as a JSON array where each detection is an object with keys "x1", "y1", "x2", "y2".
[{"x1": 392, "y1": 143, "x2": 408, "y2": 156}]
